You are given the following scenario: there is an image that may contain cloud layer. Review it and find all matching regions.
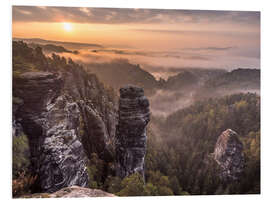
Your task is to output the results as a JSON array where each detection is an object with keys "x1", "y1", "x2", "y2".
[
  {"x1": 12, "y1": 6, "x2": 260, "y2": 72},
  {"x1": 13, "y1": 6, "x2": 260, "y2": 25}
]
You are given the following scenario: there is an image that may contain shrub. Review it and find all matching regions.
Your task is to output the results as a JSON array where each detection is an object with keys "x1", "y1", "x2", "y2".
[
  {"x1": 12, "y1": 134, "x2": 30, "y2": 179},
  {"x1": 12, "y1": 171, "x2": 37, "y2": 197},
  {"x1": 117, "y1": 173, "x2": 146, "y2": 196}
]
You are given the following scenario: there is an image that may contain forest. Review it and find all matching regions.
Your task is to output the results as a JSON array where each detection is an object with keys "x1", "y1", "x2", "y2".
[
  {"x1": 86, "y1": 93, "x2": 260, "y2": 195},
  {"x1": 12, "y1": 41, "x2": 260, "y2": 196}
]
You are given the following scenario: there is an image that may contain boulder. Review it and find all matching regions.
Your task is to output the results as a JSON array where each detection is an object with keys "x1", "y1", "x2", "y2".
[
  {"x1": 19, "y1": 186, "x2": 116, "y2": 198},
  {"x1": 49, "y1": 186, "x2": 116, "y2": 198}
]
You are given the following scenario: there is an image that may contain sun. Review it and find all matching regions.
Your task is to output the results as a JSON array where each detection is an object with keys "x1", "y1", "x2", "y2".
[{"x1": 63, "y1": 22, "x2": 72, "y2": 32}]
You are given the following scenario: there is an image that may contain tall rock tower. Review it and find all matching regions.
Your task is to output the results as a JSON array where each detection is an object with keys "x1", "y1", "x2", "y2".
[{"x1": 115, "y1": 85, "x2": 150, "y2": 179}]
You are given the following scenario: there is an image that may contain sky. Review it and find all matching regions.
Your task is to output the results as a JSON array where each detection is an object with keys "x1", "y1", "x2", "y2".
[{"x1": 12, "y1": 6, "x2": 260, "y2": 76}]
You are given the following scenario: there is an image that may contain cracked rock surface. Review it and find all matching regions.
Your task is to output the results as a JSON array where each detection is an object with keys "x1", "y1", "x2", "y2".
[
  {"x1": 213, "y1": 129, "x2": 245, "y2": 181},
  {"x1": 13, "y1": 70, "x2": 117, "y2": 192},
  {"x1": 115, "y1": 85, "x2": 150, "y2": 179}
]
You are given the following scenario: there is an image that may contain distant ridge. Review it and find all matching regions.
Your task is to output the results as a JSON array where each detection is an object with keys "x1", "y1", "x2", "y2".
[
  {"x1": 205, "y1": 68, "x2": 260, "y2": 88},
  {"x1": 13, "y1": 37, "x2": 103, "y2": 48}
]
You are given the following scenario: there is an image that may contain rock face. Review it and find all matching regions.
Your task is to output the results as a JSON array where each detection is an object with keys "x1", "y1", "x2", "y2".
[
  {"x1": 213, "y1": 129, "x2": 245, "y2": 181},
  {"x1": 19, "y1": 186, "x2": 116, "y2": 198},
  {"x1": 115, "y1": 85, "x2": 150, "y2": 179},
  {"x1": 13, "y1": 72, "x2": 88, "y2": 192},
  {"x1": 13, "y1": 70, "x2": 117, "y2": 192},
  {"x1": 49, "y1": 186, "x2": 116, "y2": 198}
]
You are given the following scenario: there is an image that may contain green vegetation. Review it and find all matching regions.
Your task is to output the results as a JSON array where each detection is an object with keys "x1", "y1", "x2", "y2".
[
  {"x1": 12, "y1": 41, "x2": 260, "y2": 196},
  {"x1": 205, "y1": 68, "x2": 260, "y2": 89},
  {"x1": 12, "y1": 134, "x2": 30, "y2": 179},
  {"x1": 28, "y1": 43, "x2": 77, "y2": 54},
  {"x1": 12, "y1": 133, "x2": 38, "y2": 198},
  {"x1": 117, "y1": 173, "x2": 146, "y2": 196},
  {"x1": 86, "y1": 153, "x2": 106, "y2": 189},
  {"x1": 146, "y1": 93, "x2": 260, "y2": 195},
  {"x1": 99, "y1": 93, "x2": 259, "y2": 196},
  {"x1": 104, "y1": 172, "x2": 174, "y2": 196}
]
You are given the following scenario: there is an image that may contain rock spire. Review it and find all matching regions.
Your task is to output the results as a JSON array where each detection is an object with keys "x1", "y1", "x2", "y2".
[{"x1": 115, "y1": 85, "x2": 150, "y2": 179}]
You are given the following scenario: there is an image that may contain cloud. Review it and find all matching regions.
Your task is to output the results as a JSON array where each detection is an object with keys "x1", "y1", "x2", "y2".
[
  {"x1": 12, "y1": 6, "x2": 260, "y2": 26},
  {"x1": 90, "y1": 48, "x2": 210, "y2": 60},
  {"x1": 230, "y1": 46, "x2": 260, "y2": 59},
  {"x1": 183, "y1": 46, "x2": 237, "y2": 51}
]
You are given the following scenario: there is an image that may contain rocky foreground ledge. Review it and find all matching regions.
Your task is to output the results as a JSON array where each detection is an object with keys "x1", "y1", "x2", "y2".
[{"x1": 19, "y1": 186, "x2": 116, "y2": 198}]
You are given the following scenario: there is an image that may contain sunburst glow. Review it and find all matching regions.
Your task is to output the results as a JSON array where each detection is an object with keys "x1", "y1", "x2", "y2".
[{"x1": 63, "y1": 22, "x2": 72, "y2": 32}]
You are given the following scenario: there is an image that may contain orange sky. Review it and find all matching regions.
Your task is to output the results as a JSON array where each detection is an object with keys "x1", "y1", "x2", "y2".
[{"x1": 12, "y1": 6, "x2": 260, "y2": 70}]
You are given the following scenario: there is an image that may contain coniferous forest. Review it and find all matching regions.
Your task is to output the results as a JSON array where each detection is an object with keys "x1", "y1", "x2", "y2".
[{"x1": 12, "y1": 41, "x2": 260, "y2": 197}]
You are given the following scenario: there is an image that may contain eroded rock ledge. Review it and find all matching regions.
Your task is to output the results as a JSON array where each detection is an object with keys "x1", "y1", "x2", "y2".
[
  {"x1": 20, "y1": 186, "x2": 116, "y2": 198},
  {"x1": 115, "y1": 85, "x2": 150, "y2": 179}
]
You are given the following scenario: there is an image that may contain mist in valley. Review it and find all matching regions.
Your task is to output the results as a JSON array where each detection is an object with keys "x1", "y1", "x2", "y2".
[
  {"x1": 15, "y1": 38, "x2": 260, "y2": 118},
  {"x1": 47, "y1": 45, "x2": 260, "y2": 119},
  {"x1": 149, "y1": 81, "x2": 260, "y2": 118}
]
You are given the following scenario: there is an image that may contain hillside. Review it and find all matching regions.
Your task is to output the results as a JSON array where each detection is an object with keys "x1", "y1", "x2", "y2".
[
  {"x1": 28, "y1": 43, "x2": 79, "y2": 54},
  {"x1": 148, "y1": 93, "x2": 260, "y2": 194},
  {"x1": 205, "y1": 68, "x2": 260, "y2": 89},
  {"x1": 192, "y1": 68, "x2": 260, "y2": 101},
  {"x1": 13, "y1": 37, "x2": 103, "y2": 49},
  {"x1": 160, "y1": 71, "x2": 199, "y2": 90},
  {"x1": 86, "y1": 59, "x2": 158, "y2": 95}
]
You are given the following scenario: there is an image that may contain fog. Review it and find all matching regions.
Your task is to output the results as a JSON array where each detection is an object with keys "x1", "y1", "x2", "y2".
[
  {"x1": 149, "y1": 87, "x2": 260, "y2": 118},
  {"x1": 149, "y1": 89, "x2": 197, "y2": 117},
  {"x1": 52, "y1": 44, "x2": 259, "y2": 80},
  {"x1": 44, "y1": 45, "x2": 260, "y2": 118}
]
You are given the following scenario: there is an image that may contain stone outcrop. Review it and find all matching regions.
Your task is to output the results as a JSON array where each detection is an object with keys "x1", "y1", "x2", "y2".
[
  {"x1": 13, "y1": 70, "x2": 117, "y2": 192},
  {"x1": 13, "y1": 72, "x2": 88, "y2": 192},
  {"x1": 115, "y1": 85, "x2": 150, "y2": 179},
  {"x1": 49, "y1": 186, "x2": 116, "y2": 198},
  {"x1": 213, "y1": 129, "x2": 245, "y2": 181},
  {"x1": 19, "y1": 186, "x2": 116, "y2": 198}
]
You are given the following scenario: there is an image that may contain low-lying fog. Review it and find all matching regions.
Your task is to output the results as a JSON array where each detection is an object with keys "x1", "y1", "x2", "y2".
[
  {"x1": 44, "y1": 45, "x2": 260, "y2": 118},
  {"x1": 149, "y1": 87, "x2": 260, "y2": 117},
  {"x1": 55, "y1": 45, "x2": 259, "y2": 80},
  {"x1": 149, "y1": 89, "x2": 196, "y2": 117}
]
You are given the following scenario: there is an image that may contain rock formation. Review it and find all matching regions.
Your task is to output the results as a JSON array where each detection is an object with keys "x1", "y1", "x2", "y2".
[
  {"x1": 115, "y1": 85, "x2": 150, "y2": 179},
  {"x1": 213, "y1": 129, "x2": 245, "y2": 181},
  {"x1": 13, "y1": 70, "x2": 117, "y2": 192},
  {"x1": 13, "y1": 72, "x2": 88, "y2": 192},
  {"x1": 19, "y1": 186, "x2": 116, "y2": 198},
  {"x1": 49, "y1": 186, "x2": 116, "y2": 198}
]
